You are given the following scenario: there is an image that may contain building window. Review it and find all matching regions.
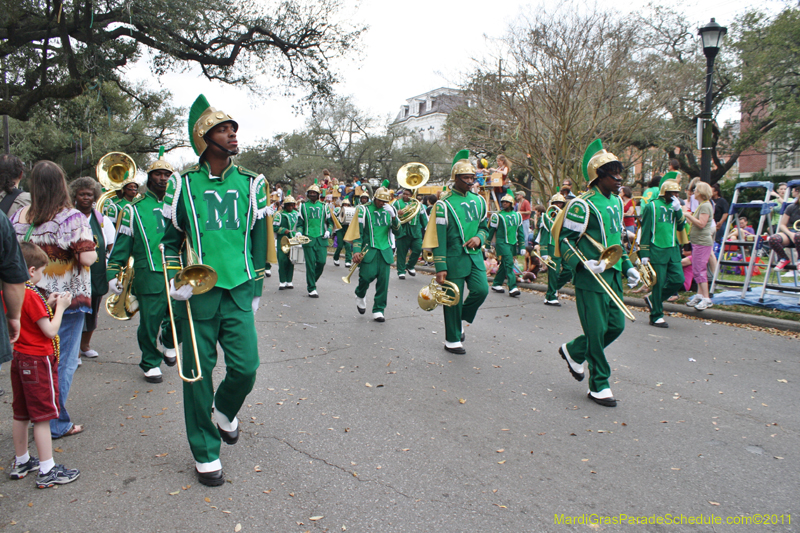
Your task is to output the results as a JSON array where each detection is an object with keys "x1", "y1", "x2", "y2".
[
  {"x1": 774, "y1": 151, "x2": 800, "y2": 170},
  {"x1": 419, "y1": 101, "x2": 426, "y2": 115}
]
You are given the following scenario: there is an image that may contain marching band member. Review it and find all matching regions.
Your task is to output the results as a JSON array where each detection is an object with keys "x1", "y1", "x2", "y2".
[
  {"x1": 161, "y1": 94, "x2": 269, "y2": 486},
  {"x1": 297, "y1": 183, "x2": 333, "y2": 298},
  {"x1": 274, "y1": 195, "x2": 299, "y2": 289},
  {"x1": 394, "y1": 188, "x2": 428, "y2": 279},
  {"x1": 106, "y1": 148, "x2": 176, "y2": 383},
  {"x1": 639, "y1": 173, "x2": 686, "y2": 328},
  {"x1": 488, "y1": 194, "x2": 525, "y2": 297},
  {"x1": 554, "y1": 139, "x2": 639, "y2": 407},
  {"x1": 541, "y1": 193, "x2": 571, "y2": 306},
  {"x1": 423, "y1": 150, "x2": 490, "y2": 354},
  {"x1": 346, "y1": 187, "x2": 401, "y2": 321},
  {"x1": 333, "y1": 198, "x2": 355, "y2": 268},
  {"x1": 359, "y1": 191, "x2": 370, "y2": 206},
  {"x1": 102, "y1": 176, "x2": 139, "y2": 228}
]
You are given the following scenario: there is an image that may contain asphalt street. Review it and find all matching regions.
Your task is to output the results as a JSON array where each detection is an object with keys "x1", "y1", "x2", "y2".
[{"x1": 0, "y1": 262, "x2": 797, "y2": 532}]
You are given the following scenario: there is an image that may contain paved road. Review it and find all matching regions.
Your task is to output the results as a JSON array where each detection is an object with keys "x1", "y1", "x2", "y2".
[{"x1": 1, "y1": 263, "x2": 797, "y2": 532}]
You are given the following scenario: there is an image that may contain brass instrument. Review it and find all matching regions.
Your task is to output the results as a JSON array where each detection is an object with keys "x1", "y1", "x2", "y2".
[
  {"x1": 342, "y1": 246, "x2": 369, "y2": 284},
  {"x1": 396, "y1": 162, "x2": 430, "y2": 224},
  {"x1": 533, "y1": 250, "x2": 557, "y2": 270},
  {"x1": 793, "y1": 220, "x2": 800, "y2": 231},
  {"x1": 422, "y1": 249, "x2": 434, "y2": 262},
  {"x1": 564, "y1": 235, "x2": 635, "y2": 322},
  {"x1": 280, "y1": 234, "x2": 311, "y2": 254},
  {"x1": 329, "y1": 203, "x2": 343, "y2": 231},
  {"x1": 105, "y1": 257, "x2": 139, "y2": 320},
  {"x1": 629, "y1": 249, "x2": 657, "y2": 289},
  {"x1": 96, "y1": 152, "x2": 137, "y2": 221},
  {"x1": 160, "y1": 241, "x2": 218, "y2": 383},
  {"x1": 418, "y1": 279, "x2": 461, "y2": 312}
]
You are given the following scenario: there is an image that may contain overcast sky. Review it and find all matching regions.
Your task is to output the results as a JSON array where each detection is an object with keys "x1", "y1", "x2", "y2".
[{"x1": 127, "y1": 0, "x2": 784, "y2": 163}]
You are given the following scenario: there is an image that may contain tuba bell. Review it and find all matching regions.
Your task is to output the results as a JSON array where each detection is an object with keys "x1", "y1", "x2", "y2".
[
  {"x1": 396, "y1": 162, "x2": 430, "y2": 225},
  {"x1": 418, "y1": 279, "x2": 461, "y2": 312},
  {"x1": 96, "y1": 152, "x2": 137, "y2": 217},
  {"x1": 105, "y1": 257, "x2": 139, "y2": 320}
]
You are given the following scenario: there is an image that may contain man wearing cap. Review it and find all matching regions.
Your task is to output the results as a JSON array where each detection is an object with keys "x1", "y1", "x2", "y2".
[
  {"x1": 639, "y1": 173, "x2": 686, "y2": 328},
  {"x1": 555, "y1": 139, "x2": 640, "y2": 407},
  {"x1": 489, "y1": 194, "x2": 525, "y2": 297},
  {"x1": 540, "y1": 193, "x2": 572, "y2": 306},
  {"x1": 274, "y1": 195, "x2": 300, "y2": 289},
  {"x1": 394, "y1": 188, "x2": 429, "y2": 279},
  {"x1": 107, "y1": 147, "x2": 177, "y2": 383},
  {"x1": 333, "y1": 198, "x2": 355, "y2": 268},
  {"x1": 422, "y1": 150, "x2": 490, "y2": 354},
  {"x1": 345, "y1": 187, "x2": 401, "y2": 321},
  {"x1": 297, "y1": 183, "x2": 333, "y2": 297},
  {"x1": 161, "y1": 94, "x2": 270, "y2": 486}
]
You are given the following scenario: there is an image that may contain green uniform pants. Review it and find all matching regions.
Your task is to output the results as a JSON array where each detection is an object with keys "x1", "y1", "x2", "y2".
[
  {"x1": 566, "y1": 275, "x2": 625, "y2": 393},
  {"x1": 355, "y1": 254, "x2": 390, "y2": 313},
  {"x1": 649, "y1": 259, "x2": 685, "y2": 322},
  {"x1": 395, "y1": 235, "x2": 422, "y2": 275},
  {"x1": 277, "y1": 247, "x2": 294, "y2": 284},
  {"x1": 493, "y1": 243, "x2": 518, "y2": 291},
  {"x1": 302, "y1": 236, "x2": 328, "y2": 292},
  {"x1": 444, "y1": 265, "x2": 489, "y2": 343},
  {"x1": 178, "y1": 290, "x2": 259, "y2": 464},
  {"x1": 333, "y1": 227, "x2": 353, "y2": 263},
  {"x1": 136, "y1": 291, "x2": 174, "y2": 372},
  {"x1": 546, "y1": 243, "x2": 572, "y2": 300}
]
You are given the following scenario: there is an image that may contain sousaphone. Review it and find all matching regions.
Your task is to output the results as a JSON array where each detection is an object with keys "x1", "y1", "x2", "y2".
[{"x1": 396, "y1": 162, "x2": 430, "y2": 224}]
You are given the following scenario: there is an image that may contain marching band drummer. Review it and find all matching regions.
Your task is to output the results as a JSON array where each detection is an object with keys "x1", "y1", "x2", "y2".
[
  {"x1": 274, "y1": 195, "x2": 299, "y2": 290},
  {"x1": 161, "y1": 94, "x2": 269, "y2": 486},
  {"x1": 333, "y1": 198, "x2": 355, "y2": 268},
  {"x1": 554, "y1": 140, "x2": 640, "y2": 407},
  {"x1": 394, "y1": 187, "x2": 428, "y2": 280},
  {"x1": 106, "y1": 147, "x2": 177, "y2": 383},
  {"x1": 346, "y1": 187, "x2": 401, "y2": 322},
  {"x1": 422, "y1": 150, "x2": 490, "y2": 354}
]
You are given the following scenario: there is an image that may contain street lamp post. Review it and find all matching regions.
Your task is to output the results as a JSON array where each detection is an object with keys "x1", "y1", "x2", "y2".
[{"x1": 698, "y1": 18, "x2": 728, "y2": 184}]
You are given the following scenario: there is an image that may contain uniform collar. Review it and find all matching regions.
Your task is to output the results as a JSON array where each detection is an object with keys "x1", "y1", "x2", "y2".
[{"x1": 200, "y1": 158, "x2": 237, "y2": 180}]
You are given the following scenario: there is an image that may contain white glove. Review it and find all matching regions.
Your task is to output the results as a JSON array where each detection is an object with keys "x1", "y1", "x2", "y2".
[
  {"x1": 671, "y1": 197, "x2": 682, "y2": 212},
  {"x1": 266, "y1": 205, "x2": 277, "y2": 217},
  {"x1": 108, "y1": 279, "x2": 123, "y2": 295},
  {"x1": 169, "y1": 278, "x2": 194, "y2": 301},
  {"x1": 627, "y1": 267, "x2": 641, "y2": 288},
  {"x1": 585, "y1": 259, "x2": 606, "y2": 274},
  {"x1": 384, "y1": 204, "x2": 397, "y2": 217},
  {"x1": 521, "y1": 249, "x2": 527, "y2": 256},
  {"x1": 323, "y1": 231, "x2": 331, "y2": 239},
  {"x1": 252, "y1": 296, "x2": 260, "y2": 314},
  {"x1": 641, "y1": 257, "x2": 650, "y2": 266}
]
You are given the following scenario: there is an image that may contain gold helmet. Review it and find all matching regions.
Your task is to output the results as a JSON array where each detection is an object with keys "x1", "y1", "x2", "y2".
[
  {"x1": 374, "y1": 187, "x2": 392, "y2": 202},
  {"x1": 307, "y1": 184, "x2": 321, "y2": 194},
  {"x1": 659, "y1": 171, "x2": 681, "y2": 196},
  {"x1": 582, "y1": 139, "x2": 620, "y2": 185},
  {"x1": 146, "y1": 146, "x2": 174, "y2": 175},
  {"x1": 500, "y1": 194, "x2": 515, "y2": 204},
  {"x1": 550, "y1": 193, "x2": 567, "y2": 205},
  {"x1": 342, "y1": 198, "x2": 351, "y2": 205},
  {"x1": 451, "y1": 149, "x2": 477, "y2": 181},
  {"x1": 283, "y1": 195, "x2": 297, "y2": 205},
  {"x1": 189, "y1": 95, "x2": 237, "y2": 156}
]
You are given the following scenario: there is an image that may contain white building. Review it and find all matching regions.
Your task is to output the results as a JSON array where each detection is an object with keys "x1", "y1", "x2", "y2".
[{"x1": 391, "y1": 87, "x2": 464, "y2": 143}]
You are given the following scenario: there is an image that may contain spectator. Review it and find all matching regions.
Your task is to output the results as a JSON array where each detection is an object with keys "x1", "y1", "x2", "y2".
[
  {"x1": 561, "y1": 178, "x2": 576, "y2": 199},
  {"x1": 726, "y1": 215, "x2": 754, "y2": 241},
  {"x1": 712, "y1": 183, "x2": 730, "y2": 247},
  {"x1": 11, "y1": 161, "x2": 97, "y2": 439},
  {"x1": 770, "y1": 182, "x2": 788, "y2": 232},
  {"x1": 521, "y1": 244, "x2": 541, "y2": 281},
  {"x1": 475, "y1": 158, "x2": 488, "y2": 187},
  {"x1": 484, "y1": 251, "x2": 499, "y2": 277},
  {"x1": 768, "y1": 186, "x2": 800, "y2": 270},
  {"x1": 0, "y1": 154, "x2": 31, "y2": 217},
  {"x1": 0, "y1": 209, "x2": 29, "y2": 399},
  {"x1": 9, "y1": 241, "x2": 80, "y2": 488},
  {"x1": 515, "y1": 191, "x2": 532, "y2": 246},
  {"x1": 69, "y1": 177, "x2": 108, "y2": 362},
  {"x1": 620, "y1": 186, "x2": 636, "y2": 235},
  {"x1": 683, "y1": 182, "x2": 715, "y2": 310},
  {"x1": 686, "y1": 177, "x2": 701, "y2": 212},
  {"x1": 489, "y1": 155, "x2": 511, "y2": 199}
]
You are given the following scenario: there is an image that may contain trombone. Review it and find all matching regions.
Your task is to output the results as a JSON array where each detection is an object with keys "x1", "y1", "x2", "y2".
[
  {"x1": 564, "y1": 234, "x2": 636, "y2": 322},
  {"x1": 159, "y1": 241, "x2": 218, "y2": 383},
  {"x1": 533, "y1": 250, "x2": 557, "y2": 270}
]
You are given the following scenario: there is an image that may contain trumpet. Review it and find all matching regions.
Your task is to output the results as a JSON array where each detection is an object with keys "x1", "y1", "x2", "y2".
[
  {"x1": 342, "y1": 246, "x2": 369, "y2": 284},
  {"x1": 160, "y1": 241, "x2": 218, "y2": 383},
  {"x1": 533, "y1": 250, "x2": 557, "y2": 270},
  {"x1": 418, "y1": 278, "x2": 461, "y2": 312},
  {"x1": 280, "y1": 234, "x2": 310, "y2": 254},
  {"x1": 105, "y1": 257, "x2": 139, "y2": 320}
]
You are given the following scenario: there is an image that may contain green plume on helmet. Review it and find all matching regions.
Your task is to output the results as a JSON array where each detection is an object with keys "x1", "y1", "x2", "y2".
[
  {"x1": 658, "y1": 171, "x2": 678, "y2": 190},
  {"x1": 452, "y1": 149, "x2": 470, "y2": 167},
  {"x1": 381, "y1": 179, "x2": 390, "y2": 189},
  {"x1": 582, "y1": 139, "x2": 604, "y2": 182},
  {"x1": 188, "y1": 95, "x2": 211, "y2": 156},
  {"x1": 158, "y1": 146, "x2": 165, "y2": 160}
]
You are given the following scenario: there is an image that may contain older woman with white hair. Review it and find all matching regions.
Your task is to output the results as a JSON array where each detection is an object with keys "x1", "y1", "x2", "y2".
[{"x1": 683, "y1": 181, "x2": 715, "y2": 310}]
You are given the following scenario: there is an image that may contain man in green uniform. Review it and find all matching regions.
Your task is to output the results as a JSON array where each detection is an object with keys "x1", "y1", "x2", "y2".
[
  {"x1": 555, "y1": 139, "x2": 640, "y2": 407},
  {"x1": 639, "y1": 173, "x2": 685, "y2": 328},
  {"x1": 359, "y1": 191, "x2": 370, "y2": 206},
  {"x1": 107, "y1": 148, "x2": 177, "y2": 383},
  {"x1": 347, "y1": 187, "x2": 401, "y2": 321},
  {"x1": 161, "y1": 94, "x2": 269, "y2": 486},
  {"x1": 539, "y1": 193, "x2": 572, "y2": 306},
  {"x1": 333, "y1": 198, "x2": 355, "y2": 268},
  {"x1": 423, "y1": 150, "x2": 490, "y2": 354},
  {"x1": 394, "y1": 188, "x2": 429, "y2": 279},
  {"x1": 274, "y1": 195, "x2": 299, "y2": 290},
  {"x1": 297, "y1": 184, "x2": 332, "y2": 298},
  {"x1": 489, "y1": 194, "x2": 525, "y2": 297},
  {"x1": 102, "y1": 178, "x2": 139, "y2": 228}
]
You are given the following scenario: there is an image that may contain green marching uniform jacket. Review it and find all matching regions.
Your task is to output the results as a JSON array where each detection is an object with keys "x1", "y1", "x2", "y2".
[
  {"x1": 488, "y1": 210, "x2": 524, "y2": 255},
  {"x1": 273, "y1": 210, "x2": 299, "y2": 239},
  {"x1": 558, "y1": 188, "x2": 634, "y2": 292},
  {"x1": 639, "y1": 197, "x2": 686, "y2": 264},
  {"x1": 161, "y1": 160, "x2": 269, "y2": 317},
  {"x1": 393, "y1": 198, "x2": 429, "y2": 239},
  {"x1": 297, "y1": 200, "x2": 332, "y2": 238},
  {"x1": 433, "y1": 190, "x2": 490, "y2": 277},
  {"x1": 352, "y1": 203, "x2": 401, "y2": 261}
]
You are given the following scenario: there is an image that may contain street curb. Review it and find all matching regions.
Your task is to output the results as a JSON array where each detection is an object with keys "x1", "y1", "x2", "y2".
[{"x1": 411, "y1": 265, "x2": 800, "y2": 333}]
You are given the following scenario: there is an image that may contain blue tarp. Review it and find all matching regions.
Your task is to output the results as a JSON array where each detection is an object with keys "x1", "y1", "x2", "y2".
[{"x1": 712, "y1": 290, "x2": 800, "y2": 313}]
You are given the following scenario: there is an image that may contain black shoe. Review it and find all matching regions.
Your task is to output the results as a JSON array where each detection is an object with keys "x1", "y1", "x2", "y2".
[
  {"x1": 559, "y1": 346, "x2": 584, "y2": 382},
  {"x1": 217, "y1": 424, "x2": 240, "y2": 445},
  {"x1": 643, "y1": 296, "x2": 653, "y2": 311},
  {"x1": 163, "y1": 354, "x2": 177, "y2": 368},
  {"x1": 588, "y1": 393, "x2": 617, "y2": 407},
  {"x1": 649, "y1": 320, "x2": 669, "y2": 328},
  {"x1": 197, "y1": 469, "x2": 225, "y2": 487},
  {"x1": 444, "y1": 345, "x2": 466, "y2": 355}
]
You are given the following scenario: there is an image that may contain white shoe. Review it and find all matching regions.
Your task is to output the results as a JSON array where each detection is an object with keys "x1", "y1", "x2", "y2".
[
  {"x1": 373, "y1": 312, "x2": 385, "y2": 322},
  {"x1": 355, "y1": 296, "x2": 366, "y2": 314},
  {"x1": 308, "y1": 290, "x2": 319, "y2": 298},
  {"x1": 76, "y1": 357, "x2": 82, "y2": 366},
  {"x1": 163, "y1": 348, "x2": 177, "y2": 367},
  {"x1": 144, "y1": 367, "x2": 163, "y2": 383},
  {"x1": 80, "y1": 349, "x2": 99, "y2": 358},
  {"x1": 334, "y1": 260, "x2": 340, "y2": 266},
  {"x1": 345, "y1": 262, "x2": 352, "y2": 268},
  {"x1": 695, "y1": 298, "x2": 714, "y2": 311},
  {"x1": 398, "y1": 273, "x2": 406, "y2": 280},
  {"x1": 509, "y1": 288, "x2": 521, "y2": 297},
  {"x1": 278, "y1": 282, "x2": 286, "y2": 290},
  {"x1": 265, "y1": 270, "x2": 271, "y2": 277},
  {"x1": 286, "y1": 282, "x2": 293, "y2": 289},
  {"x1": 491, "y1": 286, "x2": 505, "y2": 293},
  {"x1": 408, "y1": 269, "x2": 416, "y2": 276},
  {"x1": 686, "y1": 294, "x2": 702, "y2": 307}
]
